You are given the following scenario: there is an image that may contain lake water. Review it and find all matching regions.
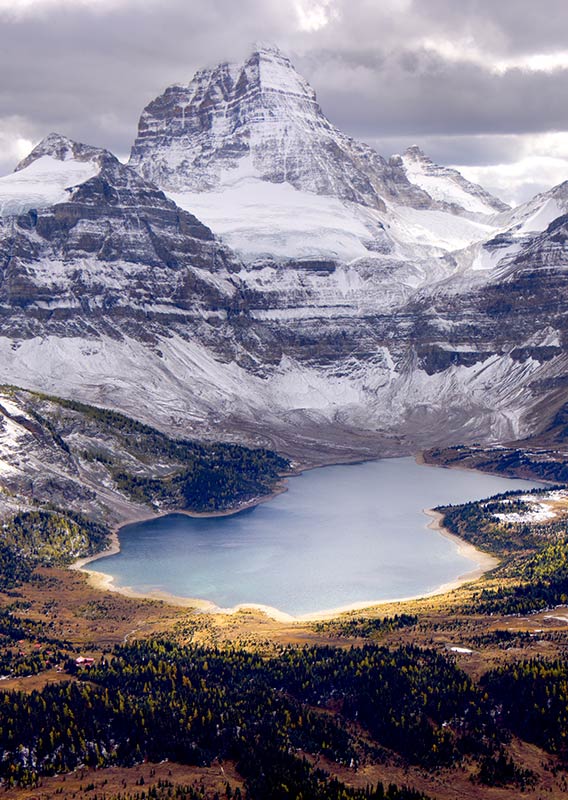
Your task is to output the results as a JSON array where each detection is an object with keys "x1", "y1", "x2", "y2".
[{"x1": 89, "y1": 458, "x2": 542, "y2": 617}]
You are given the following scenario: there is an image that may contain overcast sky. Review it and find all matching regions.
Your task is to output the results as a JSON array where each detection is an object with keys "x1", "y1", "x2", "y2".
[{"x1": 2, "y1": 0, "x2": 568, "y2": 204}]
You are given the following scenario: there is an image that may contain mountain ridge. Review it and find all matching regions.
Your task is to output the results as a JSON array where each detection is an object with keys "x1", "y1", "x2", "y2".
[
  {"x1": 128, "y1": 44, "x2": 434, "y2": 211},
  {"x1": 0, "y1": 46, "x2": 567, "y2": 463}
]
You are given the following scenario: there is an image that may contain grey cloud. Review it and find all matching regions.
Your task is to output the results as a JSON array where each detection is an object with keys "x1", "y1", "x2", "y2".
[
  {"x1": 0, "y1": 0, "x2": 292, "y2": 164},
  {"x1": 418, "y1": 0, "x2": 568, "y2": 56},
  {"x1": 307, "y1": 49, "x2": 568, "y2": 140},
  {"x1": 364, "y1": 134, "x2": 527, "y2": 166},
  {"x1": 1, "y1": 0, "x2": 568, "y2": 188}
]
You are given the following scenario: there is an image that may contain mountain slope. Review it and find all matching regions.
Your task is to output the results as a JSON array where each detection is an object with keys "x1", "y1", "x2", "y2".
[
  {"x1": 0, "y1": 385, "x2": 289, "y2": 527},
  {"x1": 0, "y1": 50, "x2": 567, "y2": 463},
  {"x1": 0, "y1": 133, "x2": 241, "y2": 343}
]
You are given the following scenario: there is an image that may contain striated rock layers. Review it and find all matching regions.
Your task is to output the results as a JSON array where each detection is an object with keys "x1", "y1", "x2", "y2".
[{"x1": 0, "y1": 47, "x2": 567, "y2": 461}]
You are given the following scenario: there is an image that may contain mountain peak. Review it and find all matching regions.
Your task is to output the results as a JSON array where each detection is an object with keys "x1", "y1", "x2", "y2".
[
  {"x1": 250, "y1": 41, "x2": 285, "y2": 57},
  {"x1": 1, "y1": 134, "x2": 113, "y2": 218},
  {"x1": 175, "y1": 44, "x2": 313, "y2": 104},
  {"x1": 404, "y1": 144, "x2": 431, "y2": 162},
  {"x1": 401, "y1": 145, "x2": 510, "y2": 214},
  {"x1": 15, "y1": 133, "x2": 111, "y2": 173},
  {"x1": 242, "y1": 44, "x2": 316, "y2": 100},
  {"x1": 129, "y1": 47, "x2": 432, "y2": 210}
]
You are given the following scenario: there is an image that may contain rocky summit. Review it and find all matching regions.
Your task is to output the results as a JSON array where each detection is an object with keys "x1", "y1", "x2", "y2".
[
  {"x1": 129, "y1": 44, "x2": 431, "y2": 211},
  {"x1": 0, "y1": 46, "x2": 567, "y2": 461}
]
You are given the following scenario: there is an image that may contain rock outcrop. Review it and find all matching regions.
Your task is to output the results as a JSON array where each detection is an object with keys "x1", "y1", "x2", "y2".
[
  {"x1": 129, "y1": 44, "x2": 432, "y2": 211},
  {"x1": 0, "y1": 48, "x2": 567, "y2": 462}
]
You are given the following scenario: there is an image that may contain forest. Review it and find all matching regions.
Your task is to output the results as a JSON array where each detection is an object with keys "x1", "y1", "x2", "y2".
[
  {"x1": 34, "y1": 392, "x2": 291, "y2": 512},
  {"x1": 0, "y1": 510, "x2": 109, "y2": 589},
  {"x1": 437, "y1": 489, "x2": 568, "y2": 614},
  {"x1": 0, "y1": 638, "x2": 551, "y2": 796},
  {"x1": 483, "y1": 657, "x2": 568, "y2": 757}
]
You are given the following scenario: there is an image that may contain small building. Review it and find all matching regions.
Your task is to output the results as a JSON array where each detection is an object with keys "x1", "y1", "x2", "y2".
[{"x1": 75, "y1": 656, "x2": 95, "y2": 667}]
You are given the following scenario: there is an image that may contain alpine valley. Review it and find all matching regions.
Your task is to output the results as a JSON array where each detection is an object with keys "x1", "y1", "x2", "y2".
[{"x1": 4, "y1": 42, "x2": 568, "y2": 800}]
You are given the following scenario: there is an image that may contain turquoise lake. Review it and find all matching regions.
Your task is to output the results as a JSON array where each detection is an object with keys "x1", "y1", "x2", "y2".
[{"x1": 89, "y1": 457, "x2": 542, "y2": 617}]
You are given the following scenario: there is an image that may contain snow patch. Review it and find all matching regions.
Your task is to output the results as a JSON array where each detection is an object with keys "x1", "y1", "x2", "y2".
[
  {"x1": 168, "y1": 180, "x2": 379, "y2": 261},
  {"x1": 493, "y1": 492, "x2": 564, "y2": 524},
  {"x1": 402, "y1": 153, "x2": 498, "y2": 215},
  {"x1": 518, "y1": 198, "x2": 563, "y2": 233},
  {"x1": 391, "y1": 206, "x2": 495, "y2": 252},
  {"x1": 470, "y1": 241, "x2": 522, "y2": 271},
  {"x1": 0, "y1": 156, "x2": 99, "y2": 217}
]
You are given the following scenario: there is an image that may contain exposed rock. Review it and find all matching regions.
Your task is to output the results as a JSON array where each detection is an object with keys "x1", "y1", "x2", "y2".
[
  {"x1": 0, "y1": 48, "x2": 567, "y2": 462},
  {"x1": 0, "y1": 133, "x2": 241, "y2": 355},
  {"x1": 129, "y1": 45, "x2": 431, "y2": 211}
]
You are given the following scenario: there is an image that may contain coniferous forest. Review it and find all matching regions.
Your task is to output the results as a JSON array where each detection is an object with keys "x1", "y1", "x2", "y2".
[
  {"x1": 1, "y1": 399, "x2": 568, "y2": 798},
  {"x1": 0, "y1": 638, "x2": 556, "y2": 796}
]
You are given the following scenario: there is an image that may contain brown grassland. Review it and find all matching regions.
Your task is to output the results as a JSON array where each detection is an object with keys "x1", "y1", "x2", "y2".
[{"x1": 1, "y1": 559, "x2": 568, "y2": 800}]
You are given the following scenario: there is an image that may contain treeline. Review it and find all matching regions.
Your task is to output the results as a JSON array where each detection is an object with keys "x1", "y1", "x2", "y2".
[
  {"x1": 0, "y1": 640, "x2": 535, "y2": 792},
  {"x1": 311, "y1": 614, "x2": 418, "y2": 639},
  {"x1": 0, "y1": 509, "x2": 109, "y2": 589},
  {"x1": 33, "y1": 394, "x2": 290, "y2": 513}
]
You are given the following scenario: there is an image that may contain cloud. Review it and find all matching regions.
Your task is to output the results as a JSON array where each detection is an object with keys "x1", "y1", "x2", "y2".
[
  {"x1": 304, "y1": 47, "x2": 568, "y2": 139},
  {"x1": 455, "y1": 132, "x2": 568, "y2": 204},
  {"x1": 294, "y1": 0, "x2": 339, "y2": 32},
  {"x1": 0, "y1": 0, "x2": 567, "y2": 203},
  {"x1": 458, "y1": 156, "x2": 568, "y2": 206},
  {"x1": 0, "y1": 116, "x2": 38, "y2": 175}
]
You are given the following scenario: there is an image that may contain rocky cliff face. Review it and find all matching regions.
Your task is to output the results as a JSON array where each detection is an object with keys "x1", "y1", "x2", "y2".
[
  {"x1": 129, "y1": 45, "x2": 432, "y2": 212},
  {"x1": 0, "y1": 49, "x2": 567, "y2": 462},
  {"x1": 0, "y1": 134, "x2": 242, "y2": 351}
]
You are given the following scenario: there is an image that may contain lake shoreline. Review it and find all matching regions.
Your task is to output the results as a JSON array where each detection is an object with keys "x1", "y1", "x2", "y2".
[
  {"x1": 71, "y1": 510, "x2": 499, "y2": 623},
  {"x1": 72, "y1": 459, "x2": 505, "y2": 622},
  {"x1": 416, "y1": 448, "x2": 558, "y2": 486},
  {"x1": 71, "y1": 477, "x2": 291, "y2": 573}
]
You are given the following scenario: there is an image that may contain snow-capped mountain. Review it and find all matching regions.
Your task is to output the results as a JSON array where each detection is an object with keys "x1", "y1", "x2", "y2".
[
  {"x1": 0, "y1": 47, "x2": 567, "y2": 465},
  {"x1": 0, "y1": 136, "x2": 101, "y2": 218},
  {"x1": 129, "y1": 44, "x2": 432, "y2": 211},
  {"x1": 129, "y1": 45, "x2": 508, "y2": 268},
  {"x1": 399, "y1": 145, "x2": 510, "y2": 216},
  {"x1": 0, "y1": 133, "x2": 239, "y2": 328},
  {"x1": 453, "y1": 178, "x2": 568, "y2": 274}
]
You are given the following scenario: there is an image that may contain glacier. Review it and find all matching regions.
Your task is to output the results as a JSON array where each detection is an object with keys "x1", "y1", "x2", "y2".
[{"x1": 0, "y1": 45, "x2": 567, "y2": 464}]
